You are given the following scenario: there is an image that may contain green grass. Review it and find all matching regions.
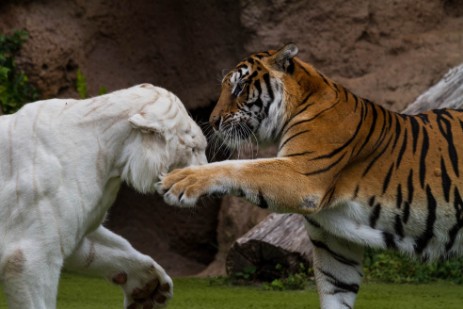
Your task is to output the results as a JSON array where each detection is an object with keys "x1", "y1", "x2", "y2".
[
  {"x1": 0, "y1": 273, "x2": 123, "y2": 309},
  {"x1": 1, "y1": 274, "x2": 462, "y2": 308}
]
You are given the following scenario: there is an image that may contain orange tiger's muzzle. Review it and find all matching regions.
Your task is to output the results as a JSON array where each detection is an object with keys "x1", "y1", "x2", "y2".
[{"x1": 210, "y1": 85, "x2": 239, "y2": 130}]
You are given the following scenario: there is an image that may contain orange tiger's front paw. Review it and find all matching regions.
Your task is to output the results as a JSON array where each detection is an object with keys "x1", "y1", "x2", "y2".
[{"x1": 157, "y1": 166, "x2": 226, "y2": 207}]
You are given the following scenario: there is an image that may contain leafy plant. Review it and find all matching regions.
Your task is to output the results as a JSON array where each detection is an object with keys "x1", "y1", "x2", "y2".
[
  {"x1": 364, "y1": 249, "x2": 463, "y2": 284},
  {"x1": 76, "y1": 69, "x2": 107, "y2": 99},
  {"x1": 0, "y1": 30, "x2": 39, "y2": 114},
  {"x1": 263, "y1": 263, "x2": 313, "y2": 291},
  {"x1": 98, "y1": 86, "x2": 108, "y2": 96},
  {"x1": 231, "y1": 265, "x2": 258, "y2": 283},
  {"x1": 76, "y1": 69, "x2": 88, "y2": 99}
]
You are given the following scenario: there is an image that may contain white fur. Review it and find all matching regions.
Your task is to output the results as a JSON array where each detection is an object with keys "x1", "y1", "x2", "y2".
[
  {"x1": 258, "y1": 78, "x2": 286, "y2": 140},
  {"x1": 0, "y1": 84, "x2": 207, "y2": 309}
]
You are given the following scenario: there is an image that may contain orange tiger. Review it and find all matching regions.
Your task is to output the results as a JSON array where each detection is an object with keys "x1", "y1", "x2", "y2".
[{"x1": 159, "y1": 43, "x2": 463, "y2": 308}]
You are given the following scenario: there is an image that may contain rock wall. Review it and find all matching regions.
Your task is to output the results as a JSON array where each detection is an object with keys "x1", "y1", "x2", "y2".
[
  {"x1": 0, "y1": 0, "x2": 246, "y2": 276},
  {"x1": 0, "y1": 0, "x2": 246, "y2": 107},
  {"x1": 1, "y1": 0, "x2": 462, "y2": 276},
  {"x1": 241, "y1": 0, "x2": 463, "y2": 112}
]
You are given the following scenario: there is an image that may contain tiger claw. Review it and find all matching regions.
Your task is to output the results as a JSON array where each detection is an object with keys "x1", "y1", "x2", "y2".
[
  {"x1": 163, "y1": 189, "x2": 199, "y2": 207},
  {"x1": 154, "y1": 182, "x2": 166, "y2": 195}
]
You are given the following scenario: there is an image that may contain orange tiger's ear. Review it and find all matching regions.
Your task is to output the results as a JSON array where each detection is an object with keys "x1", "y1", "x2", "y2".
[{"x1": 272, "y1": 43, "x2": 299, "y2": 72}]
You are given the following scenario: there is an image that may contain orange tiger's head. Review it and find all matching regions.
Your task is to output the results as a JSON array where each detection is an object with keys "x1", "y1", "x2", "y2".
[
  {"x1": 210, "y1": 43, "x2": 327, "y2": 148},
  {"x1": 209, "y1": 44, "x2": 300, "y2": 147}
]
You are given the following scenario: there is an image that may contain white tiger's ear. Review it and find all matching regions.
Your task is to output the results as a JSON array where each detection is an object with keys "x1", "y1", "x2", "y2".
[
  {"x1": 129, "y1": 113, "x2": 164, "y2": 135},
  {"x1": 272, "y1": 43, "x2": 299, "y2": 72}
]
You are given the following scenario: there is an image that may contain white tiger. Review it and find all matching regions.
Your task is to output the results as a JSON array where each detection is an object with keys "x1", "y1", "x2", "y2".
[{"x1": 0, "y1": 84, "x2": 207, "y2": 309}]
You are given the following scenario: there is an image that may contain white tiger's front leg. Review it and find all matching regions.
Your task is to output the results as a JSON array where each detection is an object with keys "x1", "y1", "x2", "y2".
[
  {"x1": 2, "y1": 243, "x2": 63, "y2": 309},
  {"x1": 64, "y1": 226, "x2": 173, "y2": 309},
  {"x1": 305, "y1": 217, "x2": 364, "y2": 309}
]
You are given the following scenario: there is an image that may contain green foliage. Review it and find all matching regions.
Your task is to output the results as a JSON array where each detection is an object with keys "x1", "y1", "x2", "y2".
[
  {"x1": 263, "y1": 263, "x2": 313, "y2": 291},
  {"x1": 230, "y1": 265, "x2": 258, "y2": 283},
  {"x1": 0, "y1": 30, "x2": 39, "y2": 114},
  {"x1": 76, "y1": 70, "x2": 108, "y2": 99},
  {"x1": 207, "y1": 276, "x2": 230, "y2": 287},
  {"x1": 364, "y1": 249, "x2": 463, "y2": 284},
  {"x1": 76, "y1": 69, "x2": 88, "y2": 99},
  {"x1": 227, "y1": 249, "x2": 463, "y2": 289},
  {"x1": 98, "y1": 86, "x2": 107, "y2": 95},
  {"x1": 227, "y1": 263, "x2": 313, "y2": 291}
]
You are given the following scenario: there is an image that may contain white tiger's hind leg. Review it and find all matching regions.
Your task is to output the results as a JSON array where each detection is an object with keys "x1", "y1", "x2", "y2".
[
  {"x1": 2, "y1": 246, "x2": 63, "y2": 309},
  {"x1": 64, "y1": 226, "x2": 173, "y2": 309},
  {"x1": 305, "y1": 217, "x2": 364, "y2": 309}
]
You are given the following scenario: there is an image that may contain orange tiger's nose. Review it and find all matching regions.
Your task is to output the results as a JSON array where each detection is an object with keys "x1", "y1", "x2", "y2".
[{"x1": 210, "y1": 115, "x2": 221, "y2": 130}]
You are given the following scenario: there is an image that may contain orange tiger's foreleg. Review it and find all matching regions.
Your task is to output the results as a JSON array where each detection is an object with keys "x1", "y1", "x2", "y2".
[{"x1": 158, "y1": 158, "x2": 324, "y2": 214}]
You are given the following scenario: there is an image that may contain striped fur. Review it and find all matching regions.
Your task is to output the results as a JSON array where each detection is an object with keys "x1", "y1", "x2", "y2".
[{"x1": 160, "y1": 44, "x2": 463, "y2": 308}]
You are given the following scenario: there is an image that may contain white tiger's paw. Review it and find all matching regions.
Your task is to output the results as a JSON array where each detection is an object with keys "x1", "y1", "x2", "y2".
[{"x1": 113, "y1": 260, "x2": 173, "y2": 309}]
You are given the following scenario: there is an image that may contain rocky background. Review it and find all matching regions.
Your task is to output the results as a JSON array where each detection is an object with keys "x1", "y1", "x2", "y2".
[{"x1": 0, "y1": 0, "x2": 462, "y2": 276}]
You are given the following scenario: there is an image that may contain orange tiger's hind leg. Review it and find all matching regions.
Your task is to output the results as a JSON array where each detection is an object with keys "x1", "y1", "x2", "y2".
[{"x1": 305, "y1": 217, "x2": 364, "y2": 309}]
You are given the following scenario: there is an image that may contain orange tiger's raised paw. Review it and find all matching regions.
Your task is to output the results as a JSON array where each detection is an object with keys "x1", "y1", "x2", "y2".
[{"x1": 158, "y1": 166, "x2": 229, "y2": 207}]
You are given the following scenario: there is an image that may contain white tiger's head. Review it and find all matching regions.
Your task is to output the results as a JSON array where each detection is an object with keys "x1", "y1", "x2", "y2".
[{"x1": 120, "y1": 87, "x2": 207, "y2": 193}]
